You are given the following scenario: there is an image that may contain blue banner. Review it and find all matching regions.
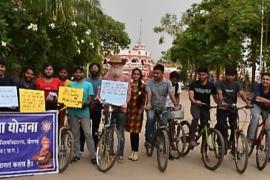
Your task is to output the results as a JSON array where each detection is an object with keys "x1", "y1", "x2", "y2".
[{"x1": 0, "y1": 111, "x2": 58, "y2": 177}]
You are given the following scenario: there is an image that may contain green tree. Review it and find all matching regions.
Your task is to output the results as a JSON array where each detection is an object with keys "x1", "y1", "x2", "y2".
[
  {"x1": 156, "y1": 0, "x2": 270, "y2": 85},
  {"x1": 0, "y1": 0, "x2": 130, "y2": 76}
]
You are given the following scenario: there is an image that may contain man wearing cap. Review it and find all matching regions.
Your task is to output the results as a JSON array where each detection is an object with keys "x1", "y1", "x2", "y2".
[
  {"x1": 215, "y1": 67, "x2": 250, "y2": 151},
  {"x1": 68, "y1": 66, "x2": 96, "y2": 165},
  {"x1": 102, "y1": 55, "x2": 131, "y2": 163}
]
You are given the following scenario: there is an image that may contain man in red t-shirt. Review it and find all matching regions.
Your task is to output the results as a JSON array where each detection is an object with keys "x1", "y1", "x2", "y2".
[{"x1": 36, "y1": 63, "x2": 60, "y2": 110}]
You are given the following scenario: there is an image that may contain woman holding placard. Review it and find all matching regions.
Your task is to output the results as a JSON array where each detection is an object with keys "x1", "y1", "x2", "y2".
[
  {"x1": 126, "y1": 68, "x2": 146, "y2": 161},
  {"x1": 35, "y1": 63, "x2": 61, "y2": 110}
]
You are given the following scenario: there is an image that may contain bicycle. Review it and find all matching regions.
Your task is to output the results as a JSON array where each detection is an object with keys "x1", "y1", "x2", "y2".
[
  {"x1": 181, "y1": 104, "x2": 225, "y2": 171},
  {"x1": 145, "y1": 107, "x2": 170, "y2": 172},
  {"x1": 57, "y1": 106, "x2": 74, "y2": 173},
  {"x1": 96, "y1": 101, "x2": 120, "y2": 172},
  {"x1": 248, "y1": 100, "x2": 270, "y2": 171},
  {"x1": 167, "y1": 108, "x2": 186, "y2": 159},
  {"x1": 221, "y1": 104, "x2": 250, "y2": 174}
]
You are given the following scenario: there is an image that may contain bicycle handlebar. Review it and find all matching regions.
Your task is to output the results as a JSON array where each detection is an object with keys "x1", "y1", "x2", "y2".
[
  {"x1": 218, "y1": 103, "x2": 252, "y2": 110},
  {"x1": 199, "y1": 103, "x2": 217, "y2": 109},
  {"x1": 199, "y1": 102, "x2": 251, "y2": 110}
]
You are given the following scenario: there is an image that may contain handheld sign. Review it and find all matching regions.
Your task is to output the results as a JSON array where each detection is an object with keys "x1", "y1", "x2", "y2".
[
  {"x1": 100, "y1": 80, "x2": 128, "y2": 106},
  {"x1": 0, "y1": 86, "x2": 18, "y2": 107},
  {"x1": 19, "y1": 89, "x2": 45, "y2": 112},
  {"x1": 58, "y1": 86, "x2": 83, "y2": 108}
]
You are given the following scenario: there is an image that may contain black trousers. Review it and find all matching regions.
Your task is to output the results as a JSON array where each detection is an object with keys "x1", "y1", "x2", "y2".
[
  {"x1": 130, "y1": 133, "x2": 139, "y2": 152},
  {"x1": 215, "y1": 108, "x2": 237, "y2": 143},
  {"x1": 189, "y1": 104, "x2": 210, "y2": 141},
  {"x1": 80, "y1": 109, "x2": 102, "y2": 151}
]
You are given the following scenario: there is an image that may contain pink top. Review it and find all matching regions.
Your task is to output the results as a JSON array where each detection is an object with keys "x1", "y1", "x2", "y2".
[{"x1": 103, "y1": 72, "x2": 131, "y2": 112}]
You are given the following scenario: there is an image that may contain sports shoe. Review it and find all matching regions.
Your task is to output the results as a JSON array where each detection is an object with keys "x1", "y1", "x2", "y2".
[
  {"x1": 71, "y1": 156, "x2": 80, "y2": 163},
  {"x1": 169, "y1": 154, "x2": 174, "y2": 160},
  {"x1": 144, "y1": 142, "x2": 152, "y2": 148},
  {"x1": 91, "y1": 158, "x2": 97, "y2": 165},
  {"x1": 189, "y1": 140, "x2": 197, "y2": 149}
]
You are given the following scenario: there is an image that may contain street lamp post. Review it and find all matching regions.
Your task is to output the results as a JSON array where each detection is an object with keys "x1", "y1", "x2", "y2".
[{"x1": 259, "y1": 0, "x2": 265, "y2": 72}]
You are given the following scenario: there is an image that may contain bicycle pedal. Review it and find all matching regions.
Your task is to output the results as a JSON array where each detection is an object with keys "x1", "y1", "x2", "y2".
[{"x1": 95, "y1": 132, "x2": 102, "y2": 137}]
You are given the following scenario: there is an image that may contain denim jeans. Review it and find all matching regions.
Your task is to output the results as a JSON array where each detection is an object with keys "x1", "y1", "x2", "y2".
[
  {"x1": 69, "y1": 115, "x2": 95, "y2": 159},
  {"x1": 145, "y1": 108, "x2": 168, "y2": 143},
  {"x1": 145, "y1": 109, "x2": 155, "y2": 143},
  {"x1": 110, "y1": 109, "x2": 126, "y2": 156},
  {"x1": 248, "y1": 104, "x2": 270, "y2": 140}
]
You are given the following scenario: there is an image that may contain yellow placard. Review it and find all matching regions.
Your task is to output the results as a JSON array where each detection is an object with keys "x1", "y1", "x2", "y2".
[
  {"x1": 19, "y1": 89, "x2": 45, "y2": 112},
  {"x1": 58, "y1": 86, "x2": 83, "y2": 108}
]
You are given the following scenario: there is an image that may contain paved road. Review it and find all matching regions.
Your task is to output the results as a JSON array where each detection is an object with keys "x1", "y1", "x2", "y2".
[{"x1": 16, "y1": 91, "x2": 270, "y2": 180}]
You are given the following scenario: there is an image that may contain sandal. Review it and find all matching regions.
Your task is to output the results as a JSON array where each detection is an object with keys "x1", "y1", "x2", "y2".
[
  {"x1": 118, "y1": 156, "x2": 125, "y2": 163},
  {"x1": 128, "y1": 153, "x2": 134, "y2": 160},
  {"x1": 131, "y1": 153, "x2": 138, "y2": 161}
]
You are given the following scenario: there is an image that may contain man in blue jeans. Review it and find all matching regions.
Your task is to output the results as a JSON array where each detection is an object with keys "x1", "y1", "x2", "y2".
[
  {"x1": 145, "y1": 64, "x2": 180, "y2": 147},
  {"x1": 247, "y1": 72, "x2": 270, "y2": 142}
]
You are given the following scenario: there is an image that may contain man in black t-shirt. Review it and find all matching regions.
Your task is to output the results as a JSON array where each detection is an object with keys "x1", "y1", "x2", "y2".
[
  {"x1": 189, "y1": 67, "x2": 218, "y2": 148},
  {"x1": 215, "y1": 68, "x2": 250, "y2": 149},
  {"x1": 0, "y1": 58, "x2": 14, "y2": 86},
  {"x1": 17, "y1": 65, "x2": 36, "y2": 89},
  {"x1": 0, "y1": 58, "x2": 16, "y2": 112}
]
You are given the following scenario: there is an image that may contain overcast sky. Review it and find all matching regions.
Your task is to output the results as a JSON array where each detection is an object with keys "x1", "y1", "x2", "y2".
[{"x1": 100, "y1": 0, "x2": 201, "y2": 60}]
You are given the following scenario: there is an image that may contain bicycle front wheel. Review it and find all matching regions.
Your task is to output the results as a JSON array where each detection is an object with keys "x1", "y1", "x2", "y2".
[
  {"x1": 96, "y1": 128, "x2": 120, "y2": 172},
  {"x1": 234, "y1": 131, "x2": 249, "y2": 174},
  {"x1": 201, "y1": 128, "x2": 224, "y2": 171},
  {"x1": 145, "y1": 143, "x2": 154, "y2": 157},
  {"x1": 156, "y1": 129, "x2": 169, "y2": 172},
  {"x1": 247, "y1": 123, "x2": 257, "y2": 157},
  {"x1": 256, "y1": 130, "x2": 270, "y2": 171},
  {"x1": 180, "y1": 120, "x2": 191, "y2": 156},
  {"x1": 170, "y1": 122, "x2": 186, "y2": 159},
  {"x1": 58, "y1": 128, "x2": 74, "y2": 173}
]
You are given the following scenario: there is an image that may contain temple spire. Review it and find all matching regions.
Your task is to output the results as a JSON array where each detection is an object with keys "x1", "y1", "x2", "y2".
[{"x1": 138, "y1": 18, "x2": 142, "y2": 44}]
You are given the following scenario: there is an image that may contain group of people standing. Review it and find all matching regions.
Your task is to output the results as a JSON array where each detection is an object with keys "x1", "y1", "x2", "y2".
[
  {"x1": 0, "y1": 55, "x2": 181, "y2": 165},
  {"x1": 1, "y1": 54, "x2": 269, "y2": 166}
]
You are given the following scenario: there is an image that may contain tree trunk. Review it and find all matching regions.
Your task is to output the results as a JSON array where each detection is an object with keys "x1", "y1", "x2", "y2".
[
  {"x1": 264, "y1": 13, "x2": 268, "y2": 71},
  {"x1": 251, "y1": 40, "x2": 257, "y2": 87},
  {"x1": 216, "y1": 66, "x2": 220, "y2": 80}
]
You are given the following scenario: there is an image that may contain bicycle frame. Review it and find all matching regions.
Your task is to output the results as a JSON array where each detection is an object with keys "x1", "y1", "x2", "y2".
[
  {"x1": 256, "y1": 116, "x2": 268, "y2": 145},
  {"x1": 151, "y1": 109, "x2": 169, "y2": 145},
  {"x1": 224, "y1": 105, "x2": 248, "y2": 139},
  {"x1": 194, "y1": 104, "x2": 217, "y2": 147}
]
